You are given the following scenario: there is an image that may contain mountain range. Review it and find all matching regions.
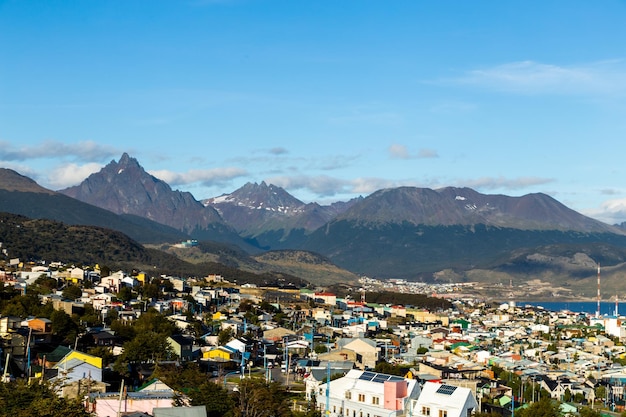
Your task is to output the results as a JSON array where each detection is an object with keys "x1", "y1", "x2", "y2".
[{"x1": 4, "y1": 153, "x2": 626, "y2": 295}]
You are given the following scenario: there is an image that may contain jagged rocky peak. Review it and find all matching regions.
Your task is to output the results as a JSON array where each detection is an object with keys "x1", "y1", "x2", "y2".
[
  {"x1": 116, "y1": 152, "x2": 140, "y2": 168},
  {"x1": 207, "y1": 181, "x2": 305, "y2": 212},
  {"x1": 58, "y1": 153, "x2": 224, "y2": 234}
]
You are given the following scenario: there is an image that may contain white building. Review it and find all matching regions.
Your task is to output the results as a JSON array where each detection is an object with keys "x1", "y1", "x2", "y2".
[
  {"x1": 315, "y1": 369, "x2": 420, "y2": 417},
  {"x1": 408, "y1": 382, "x2": 477, "y2": 417}
]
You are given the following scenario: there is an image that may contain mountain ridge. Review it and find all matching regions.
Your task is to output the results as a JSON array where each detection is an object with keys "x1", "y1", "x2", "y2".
[
  {"x1": 0, "y1": 168, "x2": 187, "y2": 244},
  {"x1": 59, "y1": 153, "x2": 256, "y2": 250},
  {"x1": 5, "y1": 154, "x2": 626, "y2": 288},
  {"x1": 203, "y1": 181, "x2": 360, "y2": 247},
  {"x1": 334, "y1": 186, "x2": 623, "y2": 234}
]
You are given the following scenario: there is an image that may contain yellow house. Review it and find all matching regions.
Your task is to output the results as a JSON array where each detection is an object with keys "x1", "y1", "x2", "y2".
[
  {"x1": 136, "y1": 272, "x2": 147, "y2": 284},
  {"x1": 63, "y1": 350, "x2": 103, "y2": 369},
  {"x1": 212, "y1": 311, "x2": 225, "y2": 321},
  {"x1": 203, "y1": 346, "x2": 236, "y2": 362}
]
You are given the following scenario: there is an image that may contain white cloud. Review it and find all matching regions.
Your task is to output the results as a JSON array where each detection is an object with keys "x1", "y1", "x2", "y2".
[
  {"x1": 267, "y1": 174, "x2": 418, "y2": 198},
  {"x1": 0, "y1": 140, "x2": 119, "y2": 162},
  {"x1": 267, "y1": 175, "x2": 350, "y2": 197},
  {"x1": 349, "y1": 177, "x2": 410, "y2": 194},
  {"x1": 149, "y1": 167, "x2": 248, "y2": 187},
  {"x1": 0, "y1": 161, "x2": 40, "y2": 180},
  {"x1": 460, "y1": 176, "x2": 554, "y2": 191},
  {"x1": 582, "y1": 197, "x2": 626, "y2": 225},
  {"x1": 450, "y1": 60, "x2": 626, "y2": 96},
  {"x1": 389, "y1": 144, "x2": 439, "y2": 160},
  {"x1": 389, "y1": 144, "x2": 410, "y2": 159},
  {"x1": 267, "y1": 147, "x2": 289, "y2": 155},
  {"x1": 417, "y1": 148, "x2": 439, "y2": 159},
  {"x1": 47, "y1": 163, "x2": 103, "y2": 189}
]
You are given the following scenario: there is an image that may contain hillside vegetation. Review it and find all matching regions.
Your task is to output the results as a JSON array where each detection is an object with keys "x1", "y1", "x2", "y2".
[
  {"x1": 154, "y1": 242, "x2": 359, "y2": 286},
  {"x1": 0, "y1": 212, "x2": 307, "y2": 288}
]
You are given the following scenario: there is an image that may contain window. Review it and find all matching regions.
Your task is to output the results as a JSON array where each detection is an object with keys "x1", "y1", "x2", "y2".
[
  {"x1": 438, "y1": 411, "x2": 447, "y2": 417},
  {"x1": 372, "y1": 397, "x2": 380, "y2": 405},
  {"x1": 422, "y1": 407, "x2": 430, "y2": 416},
  {"x1": 345, "y1": 391, "x2": 352, "y2": 399},
  {"x1": 358, "y1": 394, "x2": 365, "y2": 402}
]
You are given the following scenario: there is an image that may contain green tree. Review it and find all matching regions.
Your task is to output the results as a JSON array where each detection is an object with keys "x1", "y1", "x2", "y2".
[
  {"x1": 133, "y1": 308, "x2": 178, "y2": 335},
  {"x1": 1, "y1": 294, "x2": 46, "y2": 318},
  {"x1": 109, "y1": 318, "x2": 136, "y2": 341},
  {"x1": 87, "y1": 346, "x2": 115, "y2": 367},
  {"x1": 373, "y1": 361, "x2": 406, "y2": 376},
  {"x1": 573, "y1": 392, "x2": 585, "y2": 403},
  {"x1": 157, "y1": 362, "x2": 206, "y2": 389},
  {"x1": 61, "y1": 285, "x2": 82, "y2": 301},
  {"x1": 233, "y1": 379, "x2": 291, "y2": 417},
  {"x1": 515, "y1": 397, "x2": 560, "y2": 417},
  {"x1": 32, "y1": 276, "x2": 58, "y2": 295},
  {"x1": 314, "y1": 344, "x2": 328, "y2": 354},
  {"x1": 563, "y1": 387, "x2": 572, "y2": 402},
  {"x1": 158, "y1": 363, "x2": 235, "y2": 416},
  {"x1": 50, "y1": 309, "x2": 78, "y2": 343},
  {"x1": 0, "y1": 379, "x2": 92, "y2": 417},
  {"x1": 141, "y1": 282, "x2": 161, "y2": 300},
  {"x1": 79, "y1": 303, "x2": 102, "y2": 327},
  {"x1": 111, "y1": 309, "x2": 178, "y2": 375},
  {"x1": 113, "y1": 331, "x2": 176, "y2": 375},
  {"x1": 117, "y1": 286, "x2": 134, "y2": 303},
  {"x1": 579, "y1": 407, "x2": 602, "y2": 417},
  {"x1": 218, "y1": 328, "x2": 234, "y2": 346},
  {"x1": 185, "y1": 381, "x2": 234, "y2": 417}
]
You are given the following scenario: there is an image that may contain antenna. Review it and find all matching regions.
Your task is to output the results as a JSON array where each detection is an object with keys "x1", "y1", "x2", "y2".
[{"x1": 597, "y1": 263, "x2": 601, "y2": 318}]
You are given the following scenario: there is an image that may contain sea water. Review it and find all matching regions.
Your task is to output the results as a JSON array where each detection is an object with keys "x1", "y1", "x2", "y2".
[{"x1": 520, "y1": 301, "x2": 626, "y2": 316}]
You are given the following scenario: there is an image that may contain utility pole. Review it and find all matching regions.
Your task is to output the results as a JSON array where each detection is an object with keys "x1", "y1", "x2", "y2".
[
  {"x1": 325, "y1": 360, "x2": 331, "y2": 415},
  {"x1": 117, "y1": 379, "x2": 125, "y2": 417}
]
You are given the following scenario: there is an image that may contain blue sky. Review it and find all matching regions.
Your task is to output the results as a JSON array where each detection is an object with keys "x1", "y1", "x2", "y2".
[{"x1": 2, "y1": 1, "x2": 626, "y2": 223}]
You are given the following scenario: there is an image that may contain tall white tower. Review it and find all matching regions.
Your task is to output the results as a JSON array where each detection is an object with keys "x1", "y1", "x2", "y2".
[{"x1": 596, "y1": 263, "x2": 601, "y2": 318}]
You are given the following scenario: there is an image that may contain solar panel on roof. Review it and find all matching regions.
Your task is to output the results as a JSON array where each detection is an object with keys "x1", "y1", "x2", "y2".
[
  {"x1": 388, "y1": 376, "x2": 404, "y2": 382},
  {"x1": 359, "y1": 371, "x2": 376, "y2": 381},
  {"x1": 373, "y1": 374, "x2": 390, "y2": 383},
  {"x1": 436, "y1": 384, "x2": 458, "y2": 395}
]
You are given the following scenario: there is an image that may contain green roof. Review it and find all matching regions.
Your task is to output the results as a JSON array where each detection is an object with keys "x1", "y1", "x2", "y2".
[{"x1": 44, "y1": 345, "x2": 72, "y2": 362}]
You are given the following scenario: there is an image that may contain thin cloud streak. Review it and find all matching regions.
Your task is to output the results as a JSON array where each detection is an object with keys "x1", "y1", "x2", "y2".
[
  {"x1": 268, "y1": 173, "x2": 555, "y2": 199},
  {"x1": 460, "y1": 176, "x2": 554, "y2": 190},
  {"x1": 0, "y1": 140, "x2": 119, "y2": 162},
  {"x1": 149, "y1": 167, "x2": 248, "y2": 187},
  {"x1": 268, "y1": 175, "x2": 416, "y2": 198},
  {"x1": 389, "y1": 144, "x2": 439, "y2": 160},
  {"x1": 449, "y1": 60, "x2": 626, "y2": 96},
  {"x1": 389, "y1": 144, "x2": 410, "y2": 159},
  {"x1": 267, "y1": 147, "x2": 289, "y2": 155}
]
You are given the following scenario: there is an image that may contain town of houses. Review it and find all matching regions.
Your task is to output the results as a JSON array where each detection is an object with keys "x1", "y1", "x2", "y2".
[{"x1": 2, "y1": 260, "x2": 626, "y2": 417}]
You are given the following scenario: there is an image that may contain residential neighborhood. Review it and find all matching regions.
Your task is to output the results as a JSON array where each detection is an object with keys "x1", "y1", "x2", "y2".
[{"x1": 2, "y1": 259, "x2": 626, "y2": 417}]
